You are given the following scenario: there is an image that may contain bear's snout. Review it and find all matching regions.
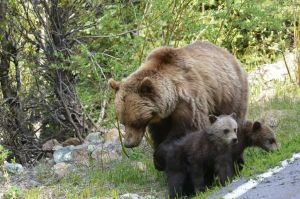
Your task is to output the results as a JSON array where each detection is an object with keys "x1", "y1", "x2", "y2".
[
  {"x1": 264, "y1": 142, "x2": 279, "y2": 152},
  {"x1": 124, "y1": 136, "x2": 142, "y2": 148},
  {"x1": 123, "y1": 127, "x2": 145, "y2": 148},
  {"x1": 232, "y1": 138, "x2": 238, "y2": 144},
  {"x1": 124, "y1": 140, "x2": 139, "y2": 148}
]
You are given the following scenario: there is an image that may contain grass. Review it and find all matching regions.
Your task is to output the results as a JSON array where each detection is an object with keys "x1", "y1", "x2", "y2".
[
  {"x1": 239, "y1": 96, "x2": 300, "y2": 178},
  {"x1": 23, "y1": 81, "x2": 300, "y2": 199},
  {"x1": 25, "y1": 149, "x2": 166, "y2": 198}
]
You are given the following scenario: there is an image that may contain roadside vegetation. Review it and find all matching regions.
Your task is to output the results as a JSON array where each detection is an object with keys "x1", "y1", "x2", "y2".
[
  {"x1": 23, "y1": 78, "x2": 300, "y2": 199},
  {"x1": 0, "y1": 0, "x2": 299, "y2": 198}
]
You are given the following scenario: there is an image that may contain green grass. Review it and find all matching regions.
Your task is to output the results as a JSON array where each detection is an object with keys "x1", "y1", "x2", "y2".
[
  {"x1": 25, "y1": 149, "x2": 166, "y2": 198},
  {"x1": 240, "y1": 97, "x2": 300, "y2": 178},
  {"x1": 25, "y1": 81, "x2": 300, "y2": 199}
]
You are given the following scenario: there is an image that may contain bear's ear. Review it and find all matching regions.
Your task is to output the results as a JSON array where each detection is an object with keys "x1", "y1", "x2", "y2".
[
  {"x1": 209, "y1": 115, "x2": 218, "y2": 124},
  {"x1": 230, "y1": 112, "x2": 237, "y2": 120},
  {"x1": 147, "y1": 47, "x2": 192, "y2": 72},
  {"x1": 139, "y1": 77, "x2": 154, "y2": 95},
  {"x1": 146, "y1": 47, "x2": 176, "y2": 65},
  {"x1": 253, "y1": 121, "x2": 262, "y2": 131},
  {"x1": 108, "y1": 78, "x2": 120, "y2": 91}
]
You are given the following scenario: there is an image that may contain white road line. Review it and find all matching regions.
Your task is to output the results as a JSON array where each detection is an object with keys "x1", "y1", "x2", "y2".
[{"x1": 222, "y1": 152, "x2": 300, "y2": 199}]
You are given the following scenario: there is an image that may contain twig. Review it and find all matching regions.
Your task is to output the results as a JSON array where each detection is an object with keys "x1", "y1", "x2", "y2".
[
  {"x1": 115, "y1": 115, "x2": 129, "y2": 158},
  {"x1": 73, "y1": 39, "x2": 107, "y2": 81},
  {"x1": 97, "y1": 98, "x2": 107, "y2": 124},
  {"x1": 281, "y1": 51, "x2": 294, "y2": 83},
  {"x1": 144, "y1": 131, "x2": 153, "y2": 149},
  {"x1": 76, "y1": 29, "x2": 138, "y2": 39}
]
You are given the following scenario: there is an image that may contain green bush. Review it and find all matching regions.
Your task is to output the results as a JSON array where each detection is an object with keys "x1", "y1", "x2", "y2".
[
  {"x1": 1, "y1": 0, "x2": 297, "y2": 138},
  {"x1": 3, "y1": 186, "x2": 23, "y2": 199},
  {"x1": 0, "y1": 145, "x2": 9, "y2": 169},
  {"x1": 76, "y1": 0, "x2": 295, "y2": 127}
]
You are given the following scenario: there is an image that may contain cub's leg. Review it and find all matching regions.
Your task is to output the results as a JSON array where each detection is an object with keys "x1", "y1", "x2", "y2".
[
  {"x1": 189, "y1": 164, "x2": 205, "y2": 193},
  {"x1": 215, "y1": 155, "x2": 234, "y2": 186},
  {"x1": 166, "y1": 170, "x2": 186, "y2": 199}
]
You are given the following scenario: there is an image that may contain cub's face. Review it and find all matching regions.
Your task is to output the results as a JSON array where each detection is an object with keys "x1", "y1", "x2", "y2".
[
  {"x1": 208, "y1": 114, "x2": 238, "y2": 146},
  {"x1": 250, "y1": 121, "x2": 278, "y2": 152}
]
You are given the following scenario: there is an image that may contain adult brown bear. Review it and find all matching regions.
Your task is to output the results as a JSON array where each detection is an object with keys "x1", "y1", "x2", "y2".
[{"x1": 108, "y1": 41, "x2": 248, "y2": 148}]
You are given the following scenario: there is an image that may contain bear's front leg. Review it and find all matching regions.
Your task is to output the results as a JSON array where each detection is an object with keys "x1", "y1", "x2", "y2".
[
  {"x1": 166, "y1": 170, "x2": 186, "y2": 199},
  {"x1": 215, "y1": 155, "x2": 234, "y2": 186},
  {"x1": 189, "y1": 164, "x2": 205, "y2": 193},
  {"x1": 235, "y1": 154, "x2": 245, "y2": 171}
]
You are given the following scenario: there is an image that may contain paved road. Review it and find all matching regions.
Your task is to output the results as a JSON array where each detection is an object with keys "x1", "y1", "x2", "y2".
[{"x1": 211, "y1": 157, "x2": 300, "y2": 199}]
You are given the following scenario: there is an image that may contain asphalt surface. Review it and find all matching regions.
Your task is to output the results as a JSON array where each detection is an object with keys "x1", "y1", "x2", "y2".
[{"x1": 211, "y1": 157, "x2": 300, "y2": 199}]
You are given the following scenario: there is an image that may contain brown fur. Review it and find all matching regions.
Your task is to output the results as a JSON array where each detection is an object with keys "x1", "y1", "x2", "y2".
[
  {"x1": 109, "y1": 41, "x2": 248, "y2": 148},
  {"x1": 232, "y1": 120, "x2": 278, "y2": 169},
  {"x1": 204, "y1": 119, "x2": 278, "y2": 187},
  {"x1": 162, "y1": 115, "x2": 238, "y2": 198}
]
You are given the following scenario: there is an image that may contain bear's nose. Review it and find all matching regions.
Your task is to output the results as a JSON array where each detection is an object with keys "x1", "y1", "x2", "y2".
[
  {"x1": 124, "y1": 140, "x2": 136, "y2": 148},
  {"x1": 232, "y1": 138, "x2": 238, "y2": 144}
]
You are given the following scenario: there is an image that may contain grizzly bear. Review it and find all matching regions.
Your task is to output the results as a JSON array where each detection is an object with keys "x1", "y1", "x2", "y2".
[
  {"x1": 154, "y1": 120, "x2": 278, "y2": 172},
  {"x1": 108, "y1": 41, "x2": 248, "y2": 149},
  {"x1": 161, "y1": 114, "x2": 238, "y2": 198},
  {"x1": 203, "y1": 119, "x2": 279, "y2": 187},
  {"x1": 155, "y1": 119, "x2": 278, "y2": 192},
  {"x1": 232, "y1": 119, "x2": 278, "y2": 171}
]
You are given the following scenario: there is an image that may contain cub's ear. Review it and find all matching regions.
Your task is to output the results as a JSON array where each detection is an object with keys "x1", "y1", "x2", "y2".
[
  {"x1": 139, "y1": 77, "x2": 154, "y2": 95},
  {"x1": 253, "y1": 121, "x2": 262, "y2": 131},
  {"x1": 209, "y1": 115, "x2": 218, "y2": 124},
  {"x1": 108, "y1": 78, "x2": 120, "y2": 91},
  {"x1": 230, "y1": 112, "x2": 237, "y2": 120}
]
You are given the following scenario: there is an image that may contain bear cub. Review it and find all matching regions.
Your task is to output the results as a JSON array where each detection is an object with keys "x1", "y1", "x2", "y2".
[
  {"x1": 163, "y1": 114, "x2": 238, "y2": 198},
  {"x1": 232, "y1": 119, "x2": 278, "y2": 171},
  {"x1": 204, "y1": 119, "x2": 279, "y2": 187}
]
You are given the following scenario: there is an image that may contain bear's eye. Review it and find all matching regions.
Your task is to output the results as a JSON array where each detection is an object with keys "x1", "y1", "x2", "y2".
[
  {"x1": 268, "y1": 138, "x2": 276, "y2": 144},
  {"x1": 234, "y1": 128, "x2": 237, "y2": 133},
  {"x1": 131, "y1": 120, "x2": 143, "y2": 129},
  {"x1": 223, "y1": 129, "x2": 230, "y2": 134}
]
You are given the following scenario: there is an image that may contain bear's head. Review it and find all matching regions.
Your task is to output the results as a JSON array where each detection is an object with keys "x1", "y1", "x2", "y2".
[
  {"x1": 108, "y1": 70, "x2": 177, "y2": 148},
  {"x1": 248, "y1": 120, "x2": 278, "y2": 152},
  {"x1": 207, "y1": 113, "x2": 238, "y2": 146}
]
